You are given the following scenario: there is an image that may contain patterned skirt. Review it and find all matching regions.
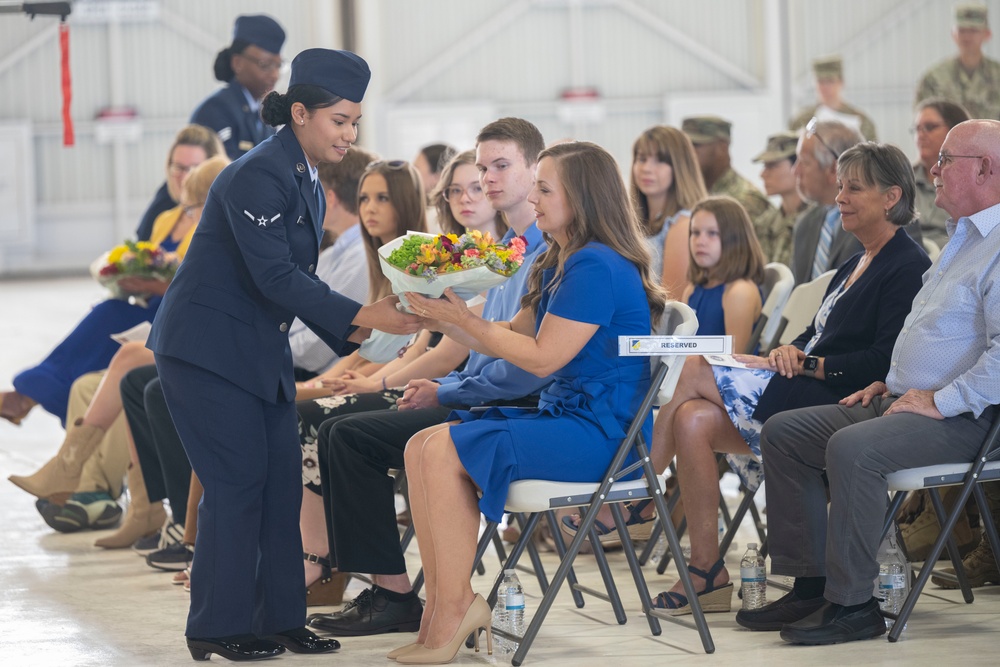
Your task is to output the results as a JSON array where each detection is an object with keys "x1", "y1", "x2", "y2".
[{"x1": 711, "y1": 364, "x2": 775, "y2": 492}]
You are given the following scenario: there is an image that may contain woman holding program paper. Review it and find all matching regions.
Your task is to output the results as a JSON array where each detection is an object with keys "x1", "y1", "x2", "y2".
[{"x1": 638, "y1": 142, "x2": 931, "y2": 615}]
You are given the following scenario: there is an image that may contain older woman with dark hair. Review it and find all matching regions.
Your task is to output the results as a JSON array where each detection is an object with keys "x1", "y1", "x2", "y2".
[
  {"x1": 622, "y1": 142, "x2": 930, "y2": 615},
  {"x1": 912, "y1": 98, "x2": 971, "y2": 247}
]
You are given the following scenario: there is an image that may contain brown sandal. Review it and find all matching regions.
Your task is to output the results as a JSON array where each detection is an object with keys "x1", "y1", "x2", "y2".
[{"x1": 305, "y1": 552, "x2": 349, "y2": 606}]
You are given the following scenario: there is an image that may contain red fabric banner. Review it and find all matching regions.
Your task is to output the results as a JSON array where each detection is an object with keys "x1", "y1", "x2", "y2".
[{"x1": 60, "y1": 22, "x2": 73, "y2": 147}]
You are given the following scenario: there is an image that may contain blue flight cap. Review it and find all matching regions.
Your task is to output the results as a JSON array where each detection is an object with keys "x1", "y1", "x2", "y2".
[
  {"x1": 233, "y1": 14, "x2": 285, "y2": 55},
  {"x1": 289, "y1": 48, "x2": 371, "y2": 103}
]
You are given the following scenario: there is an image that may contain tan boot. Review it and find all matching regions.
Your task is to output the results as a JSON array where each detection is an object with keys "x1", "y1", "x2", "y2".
[
  {"x1": 8, "y1": 418, "x2": 105, "y2": 497},
  {"x1": 94, "y1": 462, "x2": 167, "y2": 549}
]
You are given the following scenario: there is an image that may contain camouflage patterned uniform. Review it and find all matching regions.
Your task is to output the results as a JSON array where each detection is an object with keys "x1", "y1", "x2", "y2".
[
  {"x1": 915, "y1": 56, "x2": 1000, "y2": 120},
  {"x1": 753, "y1": 201, "x2": 809, "y2": 266},
  {"x1": 710, "y1": 168, "x2": 774, "y2": 231}
]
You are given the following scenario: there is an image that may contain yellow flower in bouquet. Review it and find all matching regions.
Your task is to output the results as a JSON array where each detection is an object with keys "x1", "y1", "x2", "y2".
[
  {"x1": 387, "y1": 230, "x2": 527, "y2": 278},
  {"x1": 91, "y1": 240, "x2": 180, "y2": 302}
]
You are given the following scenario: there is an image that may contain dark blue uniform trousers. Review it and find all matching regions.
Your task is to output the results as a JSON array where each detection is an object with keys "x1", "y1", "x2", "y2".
[{"x1": 156, "y1": 354, "x2": 304, "y2": 638}]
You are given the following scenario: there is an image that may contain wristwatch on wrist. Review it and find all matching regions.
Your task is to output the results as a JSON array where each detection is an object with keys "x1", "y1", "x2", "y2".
[{"x1": 803, "y1": 356, "x2": 820, "y2": 372}]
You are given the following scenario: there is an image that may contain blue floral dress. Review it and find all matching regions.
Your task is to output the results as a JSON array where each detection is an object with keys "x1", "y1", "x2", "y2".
[{"x1": 712, "y1": 276, "x2": 850, "y2": 491}]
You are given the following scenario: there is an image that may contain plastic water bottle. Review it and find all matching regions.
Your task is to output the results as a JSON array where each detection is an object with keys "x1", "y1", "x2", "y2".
[
  {"x1": 501, "y1": 569, "x2": 525, "y2": 652},
  {"x1": 740, "y1": 543, "x2": 767, "y2": 610},
  {"x1": 650, "y1": 532, "x2": 668, "y2": 563},
  {"x1": 492, "y1": 584, "x2": 510, "y2": 654},
  {"x1": 877, "y1": 548, "x2": 909, "y2": 630}
]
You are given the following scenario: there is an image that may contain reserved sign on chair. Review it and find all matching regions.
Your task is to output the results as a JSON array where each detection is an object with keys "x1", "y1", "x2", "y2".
[{"x1": 618, "y1": 335, "x2": 732, "y2": 356}]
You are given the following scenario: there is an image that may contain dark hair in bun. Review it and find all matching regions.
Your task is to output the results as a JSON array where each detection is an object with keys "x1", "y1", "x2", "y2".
[
  {"x1": 212, "y1": 39, "x2": 251, "y2": 82},
  {"x1": 260, "y1": 85, "x2": 344, "y2": 127}
]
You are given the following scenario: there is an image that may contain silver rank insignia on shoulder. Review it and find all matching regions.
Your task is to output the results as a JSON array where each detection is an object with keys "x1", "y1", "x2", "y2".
[
  {"x1": 296, "y1": 216, "x2": 305, "y2": 226},
  {"x1": 218, "y1": 127, "x2": 232, "y2": 142},
  {"x1": 244, "y1": 210, "x2": 282, "y2": 228},
  {"x1": 296, "y1": 163, "x2": 306, "y2": 173}
]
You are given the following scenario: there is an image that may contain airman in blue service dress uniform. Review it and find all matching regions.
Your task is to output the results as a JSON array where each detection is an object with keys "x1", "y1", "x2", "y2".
[
  {"x1": 150, "y1": 49, "x2": 423, "y2": 662},
  {"x1": 190, "y1": 15, "x2": 285, "y2": 160}
]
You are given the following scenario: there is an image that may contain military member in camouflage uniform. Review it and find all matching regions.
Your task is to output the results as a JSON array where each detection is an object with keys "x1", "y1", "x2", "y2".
[
  {"x1": 751, "y1": 132, "x2": 808, "y2": 266},
  {"x1": 916, "y1": 4, "x2": 1000, "y2": 120},
  {"x1": 789, "y1": 55, "x2": 878, "y2": 141},
  {"x1": 682, "y1": 116, "x2": 773, "y2": 230}
]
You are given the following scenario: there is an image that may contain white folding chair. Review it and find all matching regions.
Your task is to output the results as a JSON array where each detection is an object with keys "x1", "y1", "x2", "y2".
[
  {"x1": 470, "y1": 302, "x2": 713, "y2": 664},
  {"x1": 749, "y1": 262, "x2": 794, "y2": 354},
  {"x1": 881, "y1": 407, "x2": 1000, "y2": 642},
  {"x1": 772, "y1": 269, "x2": 837, "y2": 347}
]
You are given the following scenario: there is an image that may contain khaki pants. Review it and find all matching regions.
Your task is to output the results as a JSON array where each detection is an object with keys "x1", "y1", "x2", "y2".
[{"x1": 68, "y1": 372, "x2": 130, "y2": 498}]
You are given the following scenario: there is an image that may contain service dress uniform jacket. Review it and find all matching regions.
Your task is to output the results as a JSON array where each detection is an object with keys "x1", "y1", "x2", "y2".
[
  {"x1": 149, "y1": 125, "x2": 361, "y2": 639},
  {"x1": 190, "y1": 82, "x2": 274, "y2": 159}
]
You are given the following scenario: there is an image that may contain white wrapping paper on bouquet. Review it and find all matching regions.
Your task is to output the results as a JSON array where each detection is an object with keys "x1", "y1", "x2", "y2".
[{"x1": 359, "y1": 232, "x2": 517, "y2": 362}]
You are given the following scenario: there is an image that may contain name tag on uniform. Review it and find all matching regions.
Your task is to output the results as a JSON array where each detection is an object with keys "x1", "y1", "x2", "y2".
[{"x1": 238, "y1": 140, "x2": 254, "y2": 152}]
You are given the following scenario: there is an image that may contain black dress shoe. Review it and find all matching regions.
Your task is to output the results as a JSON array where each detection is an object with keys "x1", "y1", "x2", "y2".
[
  {"x1": 779, "y1": 598, "x2": 886, "y2": 645},
  {"x1": 186, "y1": 635, "x2": 285, "y2": 661},
  {"x1": 264, "y1": 627, "x2": 340, "y2": 654},
  {"x1": 735, "y1": 589, "x2": 827, "y2": 631},
  {"x1": 308, "y1": 586, "x2": 423, "y2": 636}
]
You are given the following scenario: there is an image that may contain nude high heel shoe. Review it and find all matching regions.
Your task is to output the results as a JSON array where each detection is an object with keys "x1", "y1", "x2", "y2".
[
  {"x1": 386, "y1": 642, "x2": 421, "y2": 660},
  {"x1": 396, "y1": 594, "x2": 492, "y2": 665}
]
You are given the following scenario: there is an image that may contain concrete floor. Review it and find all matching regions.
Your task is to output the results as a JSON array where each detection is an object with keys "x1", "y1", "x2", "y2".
[{"x1": 2, "y1": 275, "x2": 999, "y2": 666}]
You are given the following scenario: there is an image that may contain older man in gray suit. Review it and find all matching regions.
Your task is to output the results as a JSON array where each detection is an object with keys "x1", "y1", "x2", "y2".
[{"x1": 790, "y1": 119, "x2": 864, "y2": 284}]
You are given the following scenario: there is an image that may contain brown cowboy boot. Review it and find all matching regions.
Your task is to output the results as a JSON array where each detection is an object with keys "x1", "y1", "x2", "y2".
[
  {"x1": 94, "y1": 462, "x2": 167, "y2": 548},
  {"x1": 8, "y1": 418, "x2": 105, "y2": 497}
]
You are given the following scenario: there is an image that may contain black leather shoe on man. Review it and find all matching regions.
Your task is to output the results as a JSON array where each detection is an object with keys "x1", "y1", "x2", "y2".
[
  {"x1": 308, "y1": 586, "x2": 423, "y2": 636},
  {"x1": 264, "y1": 626, "x2": 340, "y2": 653},
  {"x1": 779, "y1": 598, "x2": 886, "y2": 645},
  {"x1": 735, "y1": 589, "x2": 826, "y2": 631}
]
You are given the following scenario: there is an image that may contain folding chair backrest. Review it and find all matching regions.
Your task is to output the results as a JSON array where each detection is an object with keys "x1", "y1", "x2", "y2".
[
  {"x1": 751, "y1": 262, "x2": 794, "y2": 353},
  {"x1": 654, "y1": 301, "x2": 699, "y2": 405},
  {"x1": 775, "y1": 269, "x2": 836, "y2": 347}
]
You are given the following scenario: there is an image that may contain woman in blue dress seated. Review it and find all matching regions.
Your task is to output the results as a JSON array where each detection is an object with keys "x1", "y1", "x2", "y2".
[
  {"x1": 400, "y1": 141, "x2": 667, "y2": 665},
  {"x1": 643, "y1": 142, "x2": 931, "y2": 615}
]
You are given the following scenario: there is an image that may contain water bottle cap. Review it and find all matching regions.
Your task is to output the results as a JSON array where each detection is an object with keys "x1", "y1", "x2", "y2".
[
  {"x1": 748, "y1": 542, "x2": 758, "y2": 549},
  {"x1": 504, "y1": 568, "x2": 517, "y2": 576}
]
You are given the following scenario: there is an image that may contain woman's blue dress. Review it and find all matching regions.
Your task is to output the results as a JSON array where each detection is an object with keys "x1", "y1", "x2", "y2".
[
  {"x1": 448, "y1": 243, "x2": 653, "y2": 523},
  {"x1": 687, "y1": 283, "x2": 726, "y2": 336},
  {"x1": 12, "y1": 236, "x2": 179, "y2": 424}
]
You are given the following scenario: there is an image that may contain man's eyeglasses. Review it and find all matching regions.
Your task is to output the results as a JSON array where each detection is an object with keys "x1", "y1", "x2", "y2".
[
  {"x1": 443, "y1": 183, "x2": 484, "y2": 202},
  {"x1": 936, "y1": 152, "x2": 984, "y2": 168},
  {"x1": 805, "y1": 117, "x2": 840, "y2": 161}
]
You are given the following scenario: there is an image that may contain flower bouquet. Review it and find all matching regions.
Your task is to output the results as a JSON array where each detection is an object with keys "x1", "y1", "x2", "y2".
[
  {"x1": 90, "y1": 240, "x2": 180, "y2": 306},
  {"x1": 359, "y1": 230, "x2": 528, "y2": 361}
]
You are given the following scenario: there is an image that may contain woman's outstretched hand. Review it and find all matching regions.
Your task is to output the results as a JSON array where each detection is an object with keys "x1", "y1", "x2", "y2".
[{"x1": 405, "y1": 289, "x2": 470, "y2": 326}]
